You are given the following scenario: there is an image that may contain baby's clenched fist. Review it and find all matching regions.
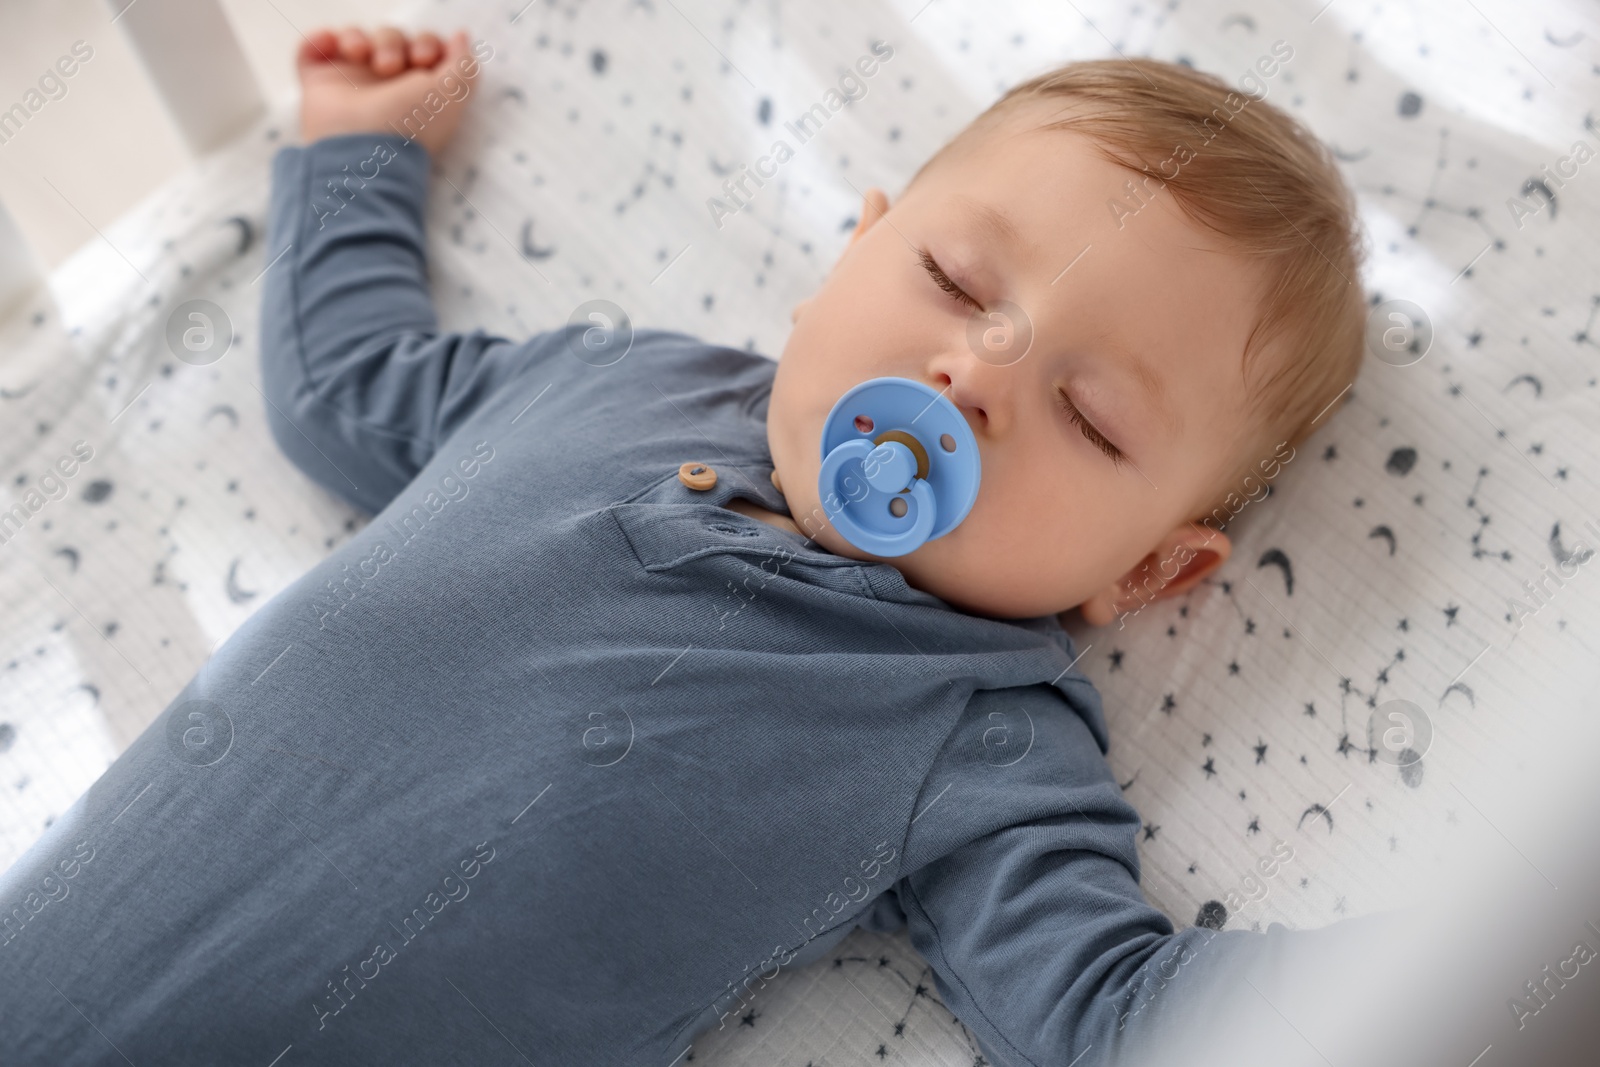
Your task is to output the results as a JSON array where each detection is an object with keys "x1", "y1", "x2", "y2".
[{"x1": 297, "y1": 26, "x2": 490, "y2": 158}]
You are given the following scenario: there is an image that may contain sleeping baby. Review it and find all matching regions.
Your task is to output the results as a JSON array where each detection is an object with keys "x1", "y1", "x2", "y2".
[{"x1": 0, "y1": 25, "x2": 1368, "y2": 1066}]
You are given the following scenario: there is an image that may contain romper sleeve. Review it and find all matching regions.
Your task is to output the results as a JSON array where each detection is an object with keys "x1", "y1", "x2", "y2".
[{"x1": 259, "y1": 132, "x2": 549, "y2": 513}]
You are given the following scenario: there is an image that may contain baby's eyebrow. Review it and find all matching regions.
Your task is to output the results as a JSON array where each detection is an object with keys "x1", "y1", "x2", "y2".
[
  {"x1": 1102, "y1": 333, "x2": 1182, "y2": 440},
  {"x1": 952, "y1": 195, "x2": 1023, "y2": 251}
]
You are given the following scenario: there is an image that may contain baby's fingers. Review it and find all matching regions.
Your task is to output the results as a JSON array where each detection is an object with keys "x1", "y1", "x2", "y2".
[
  {"x1": 408, "y1": 31, "x2": 443, "y2": 68},
  {"x1": 296, "y1": 28, "x2": 339, "y2": 69},
  {"x1": 438, "y1": 30, "x2": 476, "y2": 79},
  {"x1": 336, "y1": 26, "x2": 372, "y2": 64},
  {"x1": 371, "y1": 27, "x2": 407, "y2": 76}
]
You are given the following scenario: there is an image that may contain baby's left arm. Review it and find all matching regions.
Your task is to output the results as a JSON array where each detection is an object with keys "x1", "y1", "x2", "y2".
[{"x1": 886, "y1": 685, "x2": 1382, "y2": 1066}]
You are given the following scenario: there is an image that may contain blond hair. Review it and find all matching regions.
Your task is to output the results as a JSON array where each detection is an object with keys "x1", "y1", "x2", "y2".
[{"x1": 914, "y1": 55, "x2": 1367, "y2": 511}]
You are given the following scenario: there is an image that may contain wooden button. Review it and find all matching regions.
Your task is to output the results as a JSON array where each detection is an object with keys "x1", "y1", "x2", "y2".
[{"x1": 678, "y1": 461, "x2": 717, "y2": 490}]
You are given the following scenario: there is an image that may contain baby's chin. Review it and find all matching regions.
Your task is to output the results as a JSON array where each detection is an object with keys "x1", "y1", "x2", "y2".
[
  {"x1": 810, "y1": 512, "x2": 1066, "y2": 619},
  {"x1": 895, "y1": 542, "x2": 1029, "y2": 618}
]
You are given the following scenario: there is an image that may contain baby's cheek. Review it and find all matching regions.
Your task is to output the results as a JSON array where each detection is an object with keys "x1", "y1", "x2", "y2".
[{"x1": 918, "y1": 511, "x2": 1062, "y2": 617}]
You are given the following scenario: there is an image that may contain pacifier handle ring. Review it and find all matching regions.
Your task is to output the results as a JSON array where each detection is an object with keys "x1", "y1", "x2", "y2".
[
  {"x1": 819, "y1": 441, "x2": 938, "y2": 556},
  {"x1": 830, "y1": 480, "x2": 936, "y2": 556},
  {"x1": 818, "y1": 439, "x2": 874, "y2": 506}
]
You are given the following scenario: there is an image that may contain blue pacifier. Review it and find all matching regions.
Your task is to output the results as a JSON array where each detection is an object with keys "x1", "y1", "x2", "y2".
[{"x1": 816, "y1": 377, "x2": 981, "y2": 557}]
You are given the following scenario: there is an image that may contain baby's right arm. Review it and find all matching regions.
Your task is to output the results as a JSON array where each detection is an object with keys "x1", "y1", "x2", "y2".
[{"x1": 260, "y1": 27, "x2": 538, "y2": 514}]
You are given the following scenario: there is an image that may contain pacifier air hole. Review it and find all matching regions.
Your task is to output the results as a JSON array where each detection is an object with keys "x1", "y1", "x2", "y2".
[
  {"x1": 889, "y1": 496, "x2": 909, "y2": 517},
  {"x1": 939, "y1": 433, "x2": 956, "y2": 452},
  {"x1": 853, "y1": 415, "x2": 874, "y2": 433}
]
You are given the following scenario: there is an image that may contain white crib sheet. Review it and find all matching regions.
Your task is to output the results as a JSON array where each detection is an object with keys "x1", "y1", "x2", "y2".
[{"x1": 2, "y1": 0, "x2": 1598, "y2": 1062}]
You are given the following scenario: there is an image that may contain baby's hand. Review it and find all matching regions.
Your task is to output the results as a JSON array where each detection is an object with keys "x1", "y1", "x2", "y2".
[{"x1": 297, "y1": 27, "x2": 483, "y2": 158}]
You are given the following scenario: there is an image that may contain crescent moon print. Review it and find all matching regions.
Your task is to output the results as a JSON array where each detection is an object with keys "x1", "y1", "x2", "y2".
[
  {"x1": 222, "y1": 215, "x2": 255, "y2": 256},
  {"x1": 1521, "y1": 178, "x2": 1557, "y2": 219},
  {"x1": 1257, "y1": 549, "x2": 1293, "y2": 596},
  {"x1": 1549, "y1": 522, "x2": 1595, "y2": 568},
  {"x1": 1503, "y1": 374, "x2": 1542, "y2": 397},
  {"x1": 1439, "y1": 682, "x2": 1476, "y2": 709},
  {"x1": 1368, "y1": 525, "x2": 1397, "y2": 556},
  {"x1": 53, "y1": 547, "x2": 80, "y2": 572},
  {"x1": 1298, "y1": 803, "x2": 1334, "y2": 833},
  {"x1": 225, "y1": 558, "x2": 258, "y2": 604},
  {"x1": 520, "y1": 220, "x2": 556, "y2": 260},
  {"x1": 204, "y1": 404, "x2": 240, "y2": 429}
]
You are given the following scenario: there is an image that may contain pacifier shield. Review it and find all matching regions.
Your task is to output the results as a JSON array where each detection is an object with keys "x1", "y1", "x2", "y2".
[{"x1": 817, "y1": 377, "x2": 981, "y2": 557}]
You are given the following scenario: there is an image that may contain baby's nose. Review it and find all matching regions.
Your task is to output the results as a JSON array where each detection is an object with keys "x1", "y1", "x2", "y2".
[{"x1": 931, "y1": 370, "x2": 993, "y2": 434}]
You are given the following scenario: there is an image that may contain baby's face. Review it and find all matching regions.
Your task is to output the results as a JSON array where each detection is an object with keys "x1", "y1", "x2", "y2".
[{"x1": 768, "y1": 108, "x2": 1270, "y2": 619}]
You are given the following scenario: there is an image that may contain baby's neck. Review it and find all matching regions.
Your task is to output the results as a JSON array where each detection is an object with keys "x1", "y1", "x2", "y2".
[{"x1": 724, "y1": 496, "x2": 810, "y2": 542}]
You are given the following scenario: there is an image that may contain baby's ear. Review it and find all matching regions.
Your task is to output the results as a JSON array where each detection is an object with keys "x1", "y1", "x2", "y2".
[
  {"x1": 1078, "y1": 523, "x2": 1230, "y2": 628},
  {"x1": 795, "y1": 189, "x2": 890, "y2": 325},
  {"x1": 848, "y1": 188, "x2": 891, "y2": 247}
]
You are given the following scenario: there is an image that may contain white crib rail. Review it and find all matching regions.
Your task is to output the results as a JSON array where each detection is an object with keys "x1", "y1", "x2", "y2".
[
  {"x1": 105, "y1": 0, "x2": 265, "y2": 154},
  {"x1": 0, "y1": 0, "x2": 266, "y2": 313},
  {"x1": 0, "y1": 203, "x2": 40, "y2": 316}
]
